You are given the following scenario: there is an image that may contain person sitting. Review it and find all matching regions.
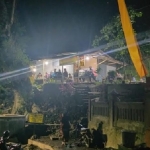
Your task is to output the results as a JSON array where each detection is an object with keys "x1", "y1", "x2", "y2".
[
  {"x1": 116, "y1": 72, "x2": 123, "y2": 82},
  {"x1": 50, "y1": 69, "x2": 57, "y2": 79},
  {"x1": 37, "y1": 72, "x2": 42, "y2": 79},
  {"x1": 132, "y1": 76, "x2": 136, "y2": 82},
  {"x1": 45, "y1": 72, "x2": 49, "y2": 79},
  {"x1": 68, "y1": 73, "x2": 72, "y2": 79},
  {"x1": 67, "y1": 73, "x2": 73, "y2": 82}
]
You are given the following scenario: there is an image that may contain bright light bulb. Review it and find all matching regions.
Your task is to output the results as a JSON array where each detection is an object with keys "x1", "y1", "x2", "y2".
[
  {"x1": 86, "y1": 56, "x2": 89, "y2": 60},
  {"x1": 45, "y1": 61, "x2": 49, "y2": 65},
  {"x1": 33, "y1": 68, "x2": 37, "y2": 72}
]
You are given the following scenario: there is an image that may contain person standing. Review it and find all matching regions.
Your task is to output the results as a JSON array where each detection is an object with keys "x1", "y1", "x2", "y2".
[
  {"x1": 61, "y1": 113, "x2": 71, "y2": 146},
  {"x1": 89, "y1": 67, "x2": 96, "y2": 82},
  {"x1": 58, "y1": 69, "x2": 62, "y2": 78},
  {"x1": 63, "y1": 68, "x2": 68, "y2": 79}
]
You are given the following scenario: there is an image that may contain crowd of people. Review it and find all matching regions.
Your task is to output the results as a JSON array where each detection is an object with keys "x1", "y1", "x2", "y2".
[
  {"x1": 35, "y1": 66, "x2": 98, "y2": 83},
  {"x1": 33, "y1": 65, "x2": 145, "y2": 84},
  {"x1": 36, "y1": 68, "x2": 73, "y2": 82}
]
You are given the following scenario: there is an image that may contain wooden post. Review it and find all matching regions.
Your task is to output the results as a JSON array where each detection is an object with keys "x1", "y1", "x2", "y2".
[
  {"x1": 8, "y1": 0, "x2": 16, "y2": 36},
  {"x1": 109, "y1": 95, "x2": 115, "y2": 127},
  {"x1": 144, "y1": 86, "x2": 150, "y2": 128},
  {"x1": 62, "y1": 65, "x2": 64, "y2": 83},
  {"x1": 78, "y1": 56, "x2": 80, "y2": 83},
  {"x1": 42, "y1": 60, "x2": 44, "y2": 84},
  {"x1": 88, "y1": 98, "x2": 91, "y2": 121},
  {"x1": 11, "y1": 0, "x2": 16, "y2": 25},
  {"x1": 144, "y1": 87, "x2": 150, "y2": 147}
]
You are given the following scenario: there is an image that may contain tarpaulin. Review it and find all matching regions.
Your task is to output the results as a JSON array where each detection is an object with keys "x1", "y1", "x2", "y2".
[{"x1": 117, "y1": 0, "x2": 147, "y2": 77}]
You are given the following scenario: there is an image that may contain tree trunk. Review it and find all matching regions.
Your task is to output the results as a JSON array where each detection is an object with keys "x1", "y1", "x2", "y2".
[{"x1": 8, "y1": 0, "x2": 16, "y2": 36}]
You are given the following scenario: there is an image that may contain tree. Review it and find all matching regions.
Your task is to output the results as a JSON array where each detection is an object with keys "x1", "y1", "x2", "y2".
[
  {"x1": 0, "y1": 0, "x2": 30, "y2": 71},
  {"x1": 92, "y1": 7, "x2": 150, "y2": 76},
  {"x1": 93, "y1": 7, "x2": 149, "y2": 62},
  {"x1": 0, "y1": 0, "x2": 32, "y2": 114}
]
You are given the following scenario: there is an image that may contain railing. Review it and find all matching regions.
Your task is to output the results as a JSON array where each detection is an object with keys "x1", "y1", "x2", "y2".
[
  {"x1": 115, "y1": 102, "x2": 144, "y2": 122},
  {"x1": 91, "y1": 101, "x2": 144, "y2": 123},
  {"x1": 92, "y1": 102, "x2": 109, "y2": 117}
]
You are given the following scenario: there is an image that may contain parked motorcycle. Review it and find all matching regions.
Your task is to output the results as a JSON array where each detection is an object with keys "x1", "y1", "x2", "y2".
[
  {"x1": 0, "y1": 130, "x2": 21, "y2": 150},
  {"x1": 71, "y1": 122, "x2": 106, "y2": 148},
  {"x1": 80, "y1": 127, "x2": 93, "y2": 148},
  {"x1": 70, "y1": 122, "x2": 93, "y2": 148}
]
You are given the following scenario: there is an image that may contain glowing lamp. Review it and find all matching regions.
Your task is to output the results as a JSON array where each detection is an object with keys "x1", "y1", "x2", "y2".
[
  {"x1": 86, "y1": 56, "x2": 89, "y2": 60},
  {"x1": 33, "y1": 68, "x2": 37, "y2": 72},
  {"x1": 44, "y1": 61, "x2": 49, "y2": 65}
]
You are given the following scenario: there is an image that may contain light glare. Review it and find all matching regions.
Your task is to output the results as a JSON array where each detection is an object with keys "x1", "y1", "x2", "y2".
[
  {"x1": 86, "y1": 56, "x2": 89, "y2": 60},
  {"x1": 45, "y1": 61, "x2": 49, "y2": 65},
  {"x1": 33, "y1": 68, "x2": 37, "y2": 72}
]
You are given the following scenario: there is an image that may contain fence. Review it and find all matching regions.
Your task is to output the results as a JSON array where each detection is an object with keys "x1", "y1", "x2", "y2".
[
  {"x1": 91, "y1": 101, "x2": 144, "y2": 123},
  {"x1": 115, "y1": 102, "x2": 144, "y2": 122},
  {"x1": 91, "y1": 102, "x2": 109, "y2": 117}
]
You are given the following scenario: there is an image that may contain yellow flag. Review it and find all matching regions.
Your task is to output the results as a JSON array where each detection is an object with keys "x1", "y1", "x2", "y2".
[{"x1": 117, "y1": 0, "x2": 147, "y2": 77}]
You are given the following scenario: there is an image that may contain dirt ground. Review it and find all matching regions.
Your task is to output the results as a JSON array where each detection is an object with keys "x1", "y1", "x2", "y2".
[
  {"x1": 22, "y1": 144, "x2": 43, "y2": 150},
  {"x1": 22, "y1": 136, "x2": 92, "y2": 150}
]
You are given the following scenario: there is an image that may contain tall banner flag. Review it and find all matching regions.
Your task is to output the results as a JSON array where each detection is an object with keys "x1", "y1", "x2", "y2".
[{"x1": 117, "y1": 0, "x2": 147, "y2": 77}]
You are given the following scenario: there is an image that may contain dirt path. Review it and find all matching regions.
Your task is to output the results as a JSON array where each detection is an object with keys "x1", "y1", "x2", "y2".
[{"x1": 11, "y1": 90, "x2": 23, "y2": 114}]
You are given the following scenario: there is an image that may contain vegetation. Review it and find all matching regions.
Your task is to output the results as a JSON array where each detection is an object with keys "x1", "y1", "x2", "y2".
[
  {"x1": 92, "y1": 7, "x2": 150, "y2": 77},
  {"x1": 96, "y1": 65, "x2": 102, "y2": 74},
  {"x1": 0, "y1": 0, "x2": 32, "y2": 114}
]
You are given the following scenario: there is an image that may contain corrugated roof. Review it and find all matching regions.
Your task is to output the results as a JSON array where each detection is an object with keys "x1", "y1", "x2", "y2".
[{"x1": 32, "y1": 48, "x2": 124, "y2": 66}]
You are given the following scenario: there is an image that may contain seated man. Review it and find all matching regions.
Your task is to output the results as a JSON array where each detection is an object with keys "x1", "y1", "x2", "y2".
[
  {"x1": 66, "y1": 73, "x2": 73, "y2": 83},
  {"x1": 37, "y1": 73, "x2": 42, "y2": 79}
]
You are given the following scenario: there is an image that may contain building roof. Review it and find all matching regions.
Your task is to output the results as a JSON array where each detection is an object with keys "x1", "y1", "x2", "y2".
[
  {"x1": 56, "y1": 49, "x2": 124, "y2": 66},
  {"x1": 33, "y1": 47, "x2": 124, "y2": 66},
  {"x1": 89, "y1": 50, "x2": 123, "y2": 66}
]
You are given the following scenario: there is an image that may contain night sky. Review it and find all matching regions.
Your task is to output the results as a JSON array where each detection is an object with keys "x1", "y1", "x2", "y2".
[{"x1": 17, "y1": 0, "x2": 150, "y2": 59}]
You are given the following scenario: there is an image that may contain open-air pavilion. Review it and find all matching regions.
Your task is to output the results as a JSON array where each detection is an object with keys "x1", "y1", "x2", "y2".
[{"x1": 30, "y1": 49, "x2": 124, "y2": 83}]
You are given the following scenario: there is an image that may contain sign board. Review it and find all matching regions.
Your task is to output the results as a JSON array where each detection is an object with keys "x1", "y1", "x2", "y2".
[
  {"x1": 59, "y1": 56, "x2": 78, "y2": 66},
  {"x1": 28, "y1": 113, "x2": 44, "y2": 124},
  {"x1": 80, "y1": 56, "x2": 84, "y2": 66}
]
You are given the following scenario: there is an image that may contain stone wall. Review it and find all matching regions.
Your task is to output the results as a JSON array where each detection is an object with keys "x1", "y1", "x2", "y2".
[
  {"x1": 88, "y1": 84, "x2": 150, "y2": 149},
  {"x1": 0, "y1": 114, "x2": 25, "y2": 137},
  {"x1": 89, "y1": 116, "x2": 145, "y2": 149}
]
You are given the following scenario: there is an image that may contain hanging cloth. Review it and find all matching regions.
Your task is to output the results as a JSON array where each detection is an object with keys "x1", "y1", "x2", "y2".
[{"x1": 117, "y1": 0, "x2": 147, "y2": 77}]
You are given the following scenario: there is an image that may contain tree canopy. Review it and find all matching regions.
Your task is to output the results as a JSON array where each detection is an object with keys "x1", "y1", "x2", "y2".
[
  {"x1": 92, "y1": 7, "x2": 150, "y2": 62},
  {"x1": 0, "y1": 0, "x2": 32, "y2": 114},
  {"x1": 0, "y1": 0, "x2": 30, "y2": 72},
  {"x1": 92, "y1": 7, "x2": 150, "y2": 76}
]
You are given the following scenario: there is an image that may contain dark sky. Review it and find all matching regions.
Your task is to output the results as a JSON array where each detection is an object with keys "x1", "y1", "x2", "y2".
[{"x1": 17, "y1": 0, "x2": 150, "y2": 59}]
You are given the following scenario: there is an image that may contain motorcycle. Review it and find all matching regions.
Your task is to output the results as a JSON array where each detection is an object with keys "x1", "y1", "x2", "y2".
[
  {"x1": 71, "y1": 122, "x2": 106, "y2": 148},
  {"x1": 0, "y1": 130, "x2": 21, "y2": 150},
  {"x1": 80, "y1": 127, "x2": 93, "y2": 148},
  {"x1": 70, "y1": 122, "x2": 93, "y2": 148}
]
